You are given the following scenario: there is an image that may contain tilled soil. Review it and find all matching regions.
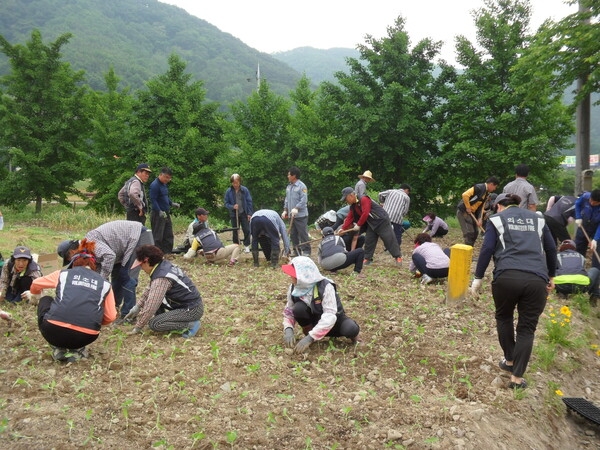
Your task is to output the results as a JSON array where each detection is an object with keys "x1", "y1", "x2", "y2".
[{"x1": 1, "y1": 232, "x2": 600, "y2": 449}]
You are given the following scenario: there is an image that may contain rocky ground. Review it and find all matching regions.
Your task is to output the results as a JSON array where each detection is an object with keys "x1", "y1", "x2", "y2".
[{"x1": 1, "y1": 228, "x2": 600, "y2": 449}]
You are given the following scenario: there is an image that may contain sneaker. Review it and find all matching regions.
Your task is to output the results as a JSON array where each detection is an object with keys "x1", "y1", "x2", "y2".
[
  {"x1": 182, "y1": 320, "x2": 201, "y2": 339},
  {"x1": 421, "y1": 274, "x2": 433, "y2": 285},
  {"x1": 363, "y1": 259, "x2": 372, "y2": 266},
  {"x1": 395, "y1": 257, "x2": 403, "y2": 266},
  {"x1": 52, "y1": 346, "x2": 68, "y2": 362},
  {"x1": 508, "y1": 379, "x2": 528, "y2": 390},
  {"x1": 244, "y1": 246, "x2": 251, "y2": 253}
]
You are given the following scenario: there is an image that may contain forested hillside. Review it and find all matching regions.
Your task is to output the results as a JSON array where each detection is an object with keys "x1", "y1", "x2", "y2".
[
  {"x1": 273, "y1": 47, "x2": 361, "y2": 84},
  {"x1": 0, "y1": 0, "x2": 302, "y2": 103}
]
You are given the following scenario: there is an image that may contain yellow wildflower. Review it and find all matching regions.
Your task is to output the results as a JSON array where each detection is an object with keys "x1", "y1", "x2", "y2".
[
  {"x1": 555, "y1": 390, "x2": 564, "y2": 396},
  {"x1": 560, "y1": 306, "x2": 571, "y2": 318}
]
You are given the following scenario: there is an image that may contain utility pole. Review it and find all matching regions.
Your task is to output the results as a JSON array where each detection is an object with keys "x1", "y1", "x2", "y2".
[{"x1": 575, "y1": 0, "x2": 591, "y2": 194}]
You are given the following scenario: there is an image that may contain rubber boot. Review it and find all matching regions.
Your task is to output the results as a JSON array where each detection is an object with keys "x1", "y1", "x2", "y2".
[
  {"x1": 270, "y1": 249, "x2": 279, "y2": 269},
  {"x1": 252, "y1": 250, "x2": 260, "y2": 267}
]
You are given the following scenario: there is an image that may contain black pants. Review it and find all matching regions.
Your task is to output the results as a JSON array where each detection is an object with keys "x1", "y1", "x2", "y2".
[
  {"x1": 251, "y1": 216, "x2": 280, "y2": 258},
  {"x1": 291, "y1": 302, "x2": 359, "y2": 339},
  {"x1": 126, "y1": 208, "x2": 146, "y2": 226},
  {"x1": 491, "y1": 270, "x2": 547, "y2": 378},
  {"x1": 150, "y1": 210, "x2": 174, "y2": 254},
  {"x1": 37, "y1": 296, "x2": 98, "y2": 349},
  {"x1": 543, "y1": 214, "x2": 569, "y2": 244},
  {"x1": 230, "y1": 212, "x2": 251, "y2": 246}
]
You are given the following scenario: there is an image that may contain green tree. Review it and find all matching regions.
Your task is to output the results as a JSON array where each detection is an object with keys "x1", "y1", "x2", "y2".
[
  {"x1": 319, "y1": 17, "x2": 445, "y2": 209},
  {"x1": 86, "y1": 67, "x2": 135, "y2": 212},
  {"x1": 432, "y1": 0, "x2": 573, "y2": 205},
  {"x1": 127, "y1": 53, "x2": 227, "y2": 217},
  {"x1": 227, "y1": 79, "x2": 292, "y2": 212},
  {"x1": 0, "y1": 30, "x2": 90, "y2": 212}
]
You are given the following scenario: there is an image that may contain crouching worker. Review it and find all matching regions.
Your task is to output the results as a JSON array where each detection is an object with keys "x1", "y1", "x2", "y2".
[
  {"x1": 183, "y1": 208, "x2": 240, "y2": 266},
  {"x1": 554, "y1": 239, "x2": 600, "y2": 305},
  {"x1": 409, "y1": 233, "x2": 450, "y2": 285},
  {"x1": 0, "y1": 246, "x2": 42, "y2": 303},
  {"x1": 125, "y1": 245, "x2": 204, "y2": 338},
  {"x1": 27, "y1": 240, "x2": 116, "y2": 362},
  {"x1": 317, "y1": 227, "x2": 364, "y2": 276},
  {"x1": 281, "y1": 256, "x2": 360, "y2": 353}
]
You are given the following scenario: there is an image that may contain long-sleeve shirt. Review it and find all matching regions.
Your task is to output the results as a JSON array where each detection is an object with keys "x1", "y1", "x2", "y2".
[
  {"x1": 31, "y1": 269, "x2": 117, "y2": 330},
  {"x1": 378, "y1": 189, "x2": 410, "y2": 224},
  {"x1": 283, "y1": 179, "x2": 308, "y2": 217},
  {"x1": 251, "y1": 209, "x2": 291, "y2": 253},
  {"x1": 85, "y1": 220, "x2": 144, "y2": 280},
  {"x1": 150, "y1": 178, "x2": 171, "y2": 213},
  {"x1": 409, "y1": 242, "x2": 449, "y2": 272},
  {"x1": 282, "y1": 283, "x2": 338, "y2": 340},
  {"x1": 135, "y1": 276, "x2": 172, "y2": 330},
  {"x1": 425, "y1": 217, "x2": 449, "y2": 236},
  {"x1": 575, "y1": 192, "x2": 600, "y2": 241}
]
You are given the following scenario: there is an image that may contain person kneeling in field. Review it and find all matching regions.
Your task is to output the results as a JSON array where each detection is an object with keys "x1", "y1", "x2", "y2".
[
  {"x1": 26, "y1": 240, "x2": 117, "y2": 363},
  {"x1": 183, "y1": 208, "x2": 240, "y2": 266},
  {"x1": 125, "y1": 245, "x2": 204, "y2": 338},
  {"x1": 281, "y1": 256, "x2": 360, "y2": 353}
]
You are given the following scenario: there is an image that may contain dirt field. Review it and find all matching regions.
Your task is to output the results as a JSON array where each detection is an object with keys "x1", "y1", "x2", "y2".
[{"x1": 1, "y1": 228, "x2": 600, "y2": 449}]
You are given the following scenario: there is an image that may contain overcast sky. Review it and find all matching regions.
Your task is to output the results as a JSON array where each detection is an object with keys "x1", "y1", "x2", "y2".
[{"x1": 159, "y1": 0, "x2": 576, "y2": 66}]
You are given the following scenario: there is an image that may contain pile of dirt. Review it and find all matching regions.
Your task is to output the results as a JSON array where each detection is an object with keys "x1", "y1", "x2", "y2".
[{"x1": 0, "y1": 230, "x2": 599, "y2": 449}]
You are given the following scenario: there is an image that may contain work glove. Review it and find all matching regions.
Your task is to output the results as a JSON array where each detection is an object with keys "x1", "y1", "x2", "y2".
[
  {"x1": 575, "y1": 219, "x2": 583, "y2": 227},
  {"x1": 172, "y1": 202, "x2": 180, "y2": 208},
  {"x1": 470, "y1": 278, "x2": 483, "y2": 295},
  {"x1": 0, "y1": 310, "x2": 12, "y2": 321},
  {"x1": 22, "y1": 290, "x2": 41, "y2": 305},
  {"x1": 283, "y1": 327, "x2": 296, "y2": 348},
  {"x1": 123, "y1": 304, "x2": 140, "y2": 322},
  {"x1": 281, "y1": 211, "x2": 288, "y2": 220},
  {"x1": 591, "y1": 240, "x2": 598, "y2": 252},
  {"x1": 291, "y1": 208, "x2": 299, "y2": 217},
  {"x1": 159, "y1": 211, "x2": 167, "y2": 219},
  {"x1": 127, "y1": 327, "x2": 142, "y2": 336},
  {"x1": 294, "y1": 335, "x2": 314, "y2": 353},
  {"x1": 352, "y1": 224, "x2": 361, "y2": 232}
]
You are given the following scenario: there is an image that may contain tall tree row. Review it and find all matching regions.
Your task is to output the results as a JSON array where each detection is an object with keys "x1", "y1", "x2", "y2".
[{"x1": 0, "y1": 0, "x2": 595, "y2": 218}]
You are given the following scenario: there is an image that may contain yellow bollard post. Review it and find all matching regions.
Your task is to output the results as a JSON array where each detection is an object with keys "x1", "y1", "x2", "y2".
[{"x1": 447, "y1": 244, "x2": 473, "y2": 303}]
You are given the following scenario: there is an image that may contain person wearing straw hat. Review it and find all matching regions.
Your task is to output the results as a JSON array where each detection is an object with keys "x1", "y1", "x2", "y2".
[{"x1": 355, "y1": 170, "x2": 375, "y2": 200}]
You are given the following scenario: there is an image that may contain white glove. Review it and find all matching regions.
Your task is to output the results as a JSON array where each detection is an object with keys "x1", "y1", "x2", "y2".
[
  {"x1": 123, "y1": 304, "x2": 140, "y2": 322},
  {"x1": 575, "y1": 219, "x2": 583, "y2": 226},
  {"x1": 0, "y1": 310, "x2": 12, "y2": 321},
  {"x1": 281, "y1": 211, "x2": 288, "y2": 220},
  {"x1": 159, "y1": 211, "x2": 167, "y2": 219},
  {"x1": 291, "y1": 208, "x2": 299, "y2": 217},
  {"x1": 591, "y1": 240, "x2": 597, "y2": 251},
  {"x1": 352, "y1": 224, "x2": 361, "y2": 232},
  {"x1": 127, "y1": 327, "x2": 142, "y2": 336},
  {"x1": 172, "y1": 202, "x2": 180, "y2": 208},
  {"x1": 470, "y1": 278, "x2": 483, "y2": 295},
  {"x1": 22, "y1": 290, "x2": 41, "y2": 304}
]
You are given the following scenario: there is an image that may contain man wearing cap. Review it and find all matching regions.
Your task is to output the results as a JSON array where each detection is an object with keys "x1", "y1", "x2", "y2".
[
  {"x1": 457, "y1": 176, "x2": 499, "y2": 246},
  {"x1": 250, "y1": 209, "x2": 291, "y2": 268},
  {"x1": 339, "y1": 187, "x2": 402, "y2": 266},
  {"x1": 56, "y1": 220, "x2": 154, "y2": 318},
  {"x1": 183, "y1": 208, "x2": 241, "y2": 266},
  {"x1": 281, "y1": 166, "x2": 311, "y2": 257},
  {"x1": 355, "y1": 170, "x2": 375, "y2": 200},
  {"x1": 378, "y1": 184, "x2": 412, "y2": 256},
  {"x1": 317, "y1": 227, "x2": 365, "y2": 276},
  {"x1": 118, "y1": 163, "x2": 152, "y2": 225},
  {"x1": 150, "y1": 167, "x2": 179, "y2": 254},
  {"x1": 0, "y1": 246, "x2": 42, "y2": 303}
]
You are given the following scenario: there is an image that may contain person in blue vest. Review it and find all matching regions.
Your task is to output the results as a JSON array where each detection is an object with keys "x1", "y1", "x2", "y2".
[
  {"x1": 125, "y1": 245, "x2": 204, "y2": 338},
  {"x1": 27, "y1": 239, "x2": 117, "y2": 362},
  {"x1": 470, "y1": 193, "x2": 556, "y2": 389},
  {"x1": 317, "y1": 227, "x2": 364, "y2": 276},
  {"x1": 574, "y1": 189, "x2": 600, "y2": 269},
  {"x1": 553, "y1": 239, "x2": 600, "y2": 305},
  {"x1": 281, "y1": 256, "x2": 360, "y2": 353}
]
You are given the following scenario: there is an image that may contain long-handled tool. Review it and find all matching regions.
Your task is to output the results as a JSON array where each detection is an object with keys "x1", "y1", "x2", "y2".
[
  {"x1": 578, "y1": 224, "x2": 600, "y2": 263},
  {"x1": 469, "y1": 211, "x2": 486, "y2": 235}
]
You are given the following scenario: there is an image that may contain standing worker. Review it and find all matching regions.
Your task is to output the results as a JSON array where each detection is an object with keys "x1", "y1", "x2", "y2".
[
  {"x1": 470, "y1": 193, "x2": 556, "y2": 389},
  {"x1": 456, "y1": 176, "x2": 499, "y2": 246},
  {"x1": 118, "y1": 163, "x2": 152, "y2": 225},
  {"x1": 281, "y1": 167, "x2": 311, "y2": 257},
  {"x1": 502, "y1": 164, "x2": 539, "y2": 211},
  {"x1": 150, "y1": 167, "x2": 179, "y2": 254},
  {"x1": 224, "y1": 173, "x2": 254, "y2": 253},
  {"x1": 355, "y1": 170, "x2": 375, "y2": 200}
]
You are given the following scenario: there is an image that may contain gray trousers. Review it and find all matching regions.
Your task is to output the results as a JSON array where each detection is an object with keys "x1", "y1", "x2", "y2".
[
  {"x1": 290, "y1": 215, "x2": 311, "y2": 256},
  {"x1": 364, "y1": 222, "x2": 400, "y2": 260}
]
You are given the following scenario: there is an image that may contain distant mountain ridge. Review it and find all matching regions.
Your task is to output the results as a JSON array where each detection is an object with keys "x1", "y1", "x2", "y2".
[{"x1": 271, "y1": 47, "x2": 360, "y2": 84}]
